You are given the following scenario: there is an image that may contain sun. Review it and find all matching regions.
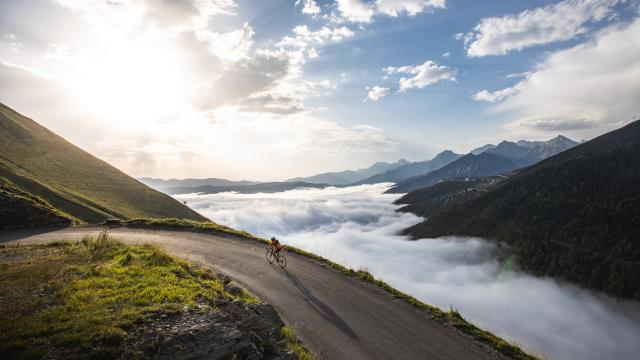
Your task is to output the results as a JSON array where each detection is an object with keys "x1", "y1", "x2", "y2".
[{"x1": 67, "y1": 35, "x2": 189, "y2": 129}]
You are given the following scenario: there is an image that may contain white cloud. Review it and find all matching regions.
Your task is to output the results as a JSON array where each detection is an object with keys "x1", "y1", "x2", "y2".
[
  {"x1": 3, "y1": 33, "x2": 22, "y2": 53},
  {"x1": 335, "y1": 0, "x2": 446, "y2": 23},
  {"x1": 463, "y1": 0, "x2": 622, "y2": 57},
  {"x1": 366, "y1": 85, "x2": 390, "y2": 101},
  {"x1": 442, "y1": 51, "x2": 451, "y2": 58},
  {"x1": 375, "y1": 0, "x2": 445, "y2": 16},
  {"x1": 198, "y1": 22, "x2": 254, "y2": 62},
  {"x1": 296, "y1": 0, "x2": 321, "y2": 16},
  {"x1": 54, "y1": 0, "x2": 237, "y2": 34},
  {"x1": 177, "y1": 184, "x2": 640, "y2": 360},
  {"x1": 1, "y1": 0, "x2": 382, "y2": 179},
  {"x1": 336, "y1": 0, "x2": 376, "y2": 23},
  {"x1": 277, "y1": 25, "x2": 355, "y2": 48},
  {"x1": 472, "y1": 82, "x2": 524, "y2": 102},
  {"x1": 0, "y1": 59, "x2": 397, "y2": 179},
  {"x1": 384, "y1": 60, "x2": 457, "y2": 92},
  {"x1": 488, "y1": 19, "x2": 640, "y2": 137}
]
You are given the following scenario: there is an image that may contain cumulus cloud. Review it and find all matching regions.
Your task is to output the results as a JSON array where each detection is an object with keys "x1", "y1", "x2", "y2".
[
  {"x1": 462, "y1": 0, "x2": 622, "y2": 57},
  {"x1": 0, "y1": 0, "x2": 395, "y2": 180},
  {"x1": 277, "y1": 25, "x2": 355, "y2": 48},
  {"x1": 177, "y1": 184, "x2": 640, "y2": 360},
  {"x1": 366, "y1": 85, "x2": 390, "y2": 101},
  {"x1": 384, "y1": 60, "x2": 457, "y2": 92},
  {"x1": 336, "y1": 0, "x2": 376, "y2": 23},
  {"x1": 472, "y1": 82, "x2": 524, "y2": 102},
  {"x1": 335, "y1": 0, "x2": 445, "y2": 23},
  {"x1": 489, "y1": 18, "x2": 640, "y2": 137},
  {"x1": 375, "y1": 0, "x2": 445, "y2": 16},
  {"x1": 295, "y1": 0, "x2": 321, "y2": 16},
  {"x1": 54, "y1": 0, "x2": 237, "y2": 34}
]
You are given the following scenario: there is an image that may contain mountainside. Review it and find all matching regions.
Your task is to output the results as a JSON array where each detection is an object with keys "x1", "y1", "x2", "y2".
[
  {"x1": 166, "y1": 181, "x2": 328, "y2": 195},
  {"x1": 486, "y1": 141, "x2": 532, "y2": 161},
  {"x1": 0, "y1": 103, "x2": 206, "y2": 224},
  {"x1": 475, "y1": 135, "x2": 578, "y2": 167},
  {"x1": 403, "y1": 120, "x2": 640, "y2": 300},
  {"x1": 357, "y1": 150, "x2": 463, "y2": 185},
  {"x1": 287, "y1": 159, "x2": 409, "y2": 185},
  {"x1": 388, "y1": 152, "x2": 519, "y2": 193},
  {"x1": 470, "y1": 144, "x2": 496, "y2": 155}
]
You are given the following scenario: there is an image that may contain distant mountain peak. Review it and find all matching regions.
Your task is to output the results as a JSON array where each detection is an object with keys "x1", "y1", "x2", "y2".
[{"x1": 549, "y1": 134, "x2": 577, "y2": 144}]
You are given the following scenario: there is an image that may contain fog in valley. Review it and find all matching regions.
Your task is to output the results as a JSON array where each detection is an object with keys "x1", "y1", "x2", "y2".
[{"x1": 177, "y1": 184, "x2": 640, "y2": 360}]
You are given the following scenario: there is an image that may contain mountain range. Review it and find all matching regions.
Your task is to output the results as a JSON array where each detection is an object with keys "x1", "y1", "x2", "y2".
[
  {"x1": 162, "y1": 181, "x2": 328, "y2": 195},
  {"x1": 355, "y1": 150, "x2": 463, "y2": 185},
  {"x1": 286, "y1": 159, "x2": 410, "y2": 185},
  {"x1": 139, "y1": 178, "x2": 259, "y2": 192},
  {"x1": 388, "y1": 152, "x2": 519, "y2": 193},
  {"x1": 400, "y1": 120, "x2": 640, "y2": 300},
  {"x1": 387, "y1": 135, "x2": 578, "y2": 193},
  {"x1": 0, "y1": 103, "x2": 205, "y2": 227}
]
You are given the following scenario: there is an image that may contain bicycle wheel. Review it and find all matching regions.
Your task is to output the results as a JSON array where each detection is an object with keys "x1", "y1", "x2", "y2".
[
  {"x1": 277, "y1": 254, "x2": 287, "y2": 269},
  {"x1": 266, "y1": 246, "x2": 275, "y2": 264}
]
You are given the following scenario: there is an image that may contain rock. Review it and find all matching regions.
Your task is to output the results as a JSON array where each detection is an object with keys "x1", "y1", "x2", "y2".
[{"x1": 123, "y1": 302, "x2": 297, "y2": 360}]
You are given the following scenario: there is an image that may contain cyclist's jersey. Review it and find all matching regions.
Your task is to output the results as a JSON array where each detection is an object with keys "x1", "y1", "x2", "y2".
[{"x1": 271, "y1": 240, "x2": 283, "y2": 250}]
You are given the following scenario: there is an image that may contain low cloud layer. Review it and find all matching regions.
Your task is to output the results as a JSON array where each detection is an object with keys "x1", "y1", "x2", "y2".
[{"x1": 178, "y1": 184, "x2": 640, "y2": 360}]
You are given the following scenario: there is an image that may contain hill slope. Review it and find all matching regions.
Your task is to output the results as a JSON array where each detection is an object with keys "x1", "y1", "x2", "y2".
[
  {"x1": 403, "y1": 120, "x2": 640, "y2": 300},
  {"x1": 0, "y1": 181, "x2": 75, "y2": 228},
  {"x1": 388, "y1": 152, "x2": 519, "y2": 193},
  {"x1": 0, "y1": 103, "x2": 206, "y2": 223}
]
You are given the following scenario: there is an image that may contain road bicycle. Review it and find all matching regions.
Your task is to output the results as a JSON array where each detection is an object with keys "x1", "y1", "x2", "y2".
[{"x1": 265, "y1": 244, "x2": 287, "y2": 269}]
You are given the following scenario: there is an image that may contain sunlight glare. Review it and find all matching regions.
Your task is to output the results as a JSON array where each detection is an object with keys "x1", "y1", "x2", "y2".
[{"x1": 68, "y1": 35, "x2": 188, "y2": 128}]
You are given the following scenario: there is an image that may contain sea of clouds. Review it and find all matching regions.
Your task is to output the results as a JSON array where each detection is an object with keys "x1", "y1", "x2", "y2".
[{"x1": 176, "y1": 184, "x2": 640, "y2": 360}]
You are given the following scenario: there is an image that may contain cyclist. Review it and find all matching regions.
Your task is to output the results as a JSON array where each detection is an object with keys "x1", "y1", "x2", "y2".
[{"x1": 270, "y1": 236, "x2": 283, "y2": 254}]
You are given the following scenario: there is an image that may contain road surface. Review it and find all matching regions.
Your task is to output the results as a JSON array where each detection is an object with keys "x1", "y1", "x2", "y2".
[{"x1": 0, "y1": 227, "x2": 505, "y2": 360}]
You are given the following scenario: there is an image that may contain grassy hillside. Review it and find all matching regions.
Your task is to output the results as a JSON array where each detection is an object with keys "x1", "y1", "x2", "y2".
[
  {"x1": 0, "y1": 232, "x2": 312, "y2": 359},
  {"x1": 0, "y1": 103, "x2": 206, "y2": 223},
  {"x1": 0, "y1": 182, "x2": 76, "y2": 229},
  {"x1": 404, "y1": 120, "x2": 640, "y2": 300}
]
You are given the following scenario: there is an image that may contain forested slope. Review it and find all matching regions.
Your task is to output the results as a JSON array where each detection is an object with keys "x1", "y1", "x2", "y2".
[{"x1": 404, "y1": 120, "x2": 640, "y2": 300}]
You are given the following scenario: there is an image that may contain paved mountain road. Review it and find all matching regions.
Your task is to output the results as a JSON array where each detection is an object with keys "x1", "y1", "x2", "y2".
[{"x1": 0, "y1": 227, "x2": 505, "y2": 360}]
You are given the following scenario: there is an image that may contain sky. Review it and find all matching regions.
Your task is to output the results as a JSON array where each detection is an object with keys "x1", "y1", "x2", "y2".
[{"x1": 1, "y1": 0, "x2": 639, "y2": 180}]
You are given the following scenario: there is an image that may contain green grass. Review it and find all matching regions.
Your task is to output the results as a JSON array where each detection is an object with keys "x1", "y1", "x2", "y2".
[
  {"x1": 0, "y1": 103, "x2": 206, "y2": 223},
  {"x1": 281, "y1": 327, "x2": 316, "y2": 360},
  {"x1": 112, "y1": 218, "x2": 540, "y2": 360},
  {"x1": 0, "y1": 229, "x2": 256, "y2": 359},
  {"x1": 105, "y1": 218, "x2": 261, "y2": 240}
]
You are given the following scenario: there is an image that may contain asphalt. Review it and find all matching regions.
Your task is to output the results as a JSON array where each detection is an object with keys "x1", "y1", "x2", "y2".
[{"x1": 0, "y1": 227, "x2": 505, "y2": 360}]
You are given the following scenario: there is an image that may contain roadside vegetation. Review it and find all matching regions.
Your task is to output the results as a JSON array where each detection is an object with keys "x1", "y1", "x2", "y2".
[
  {"x1": 104, "y1": 218, "x2": 539, "y2": 360},
  {"x1": 0, "y1": 229, "x2": 312, "y2": 359}
]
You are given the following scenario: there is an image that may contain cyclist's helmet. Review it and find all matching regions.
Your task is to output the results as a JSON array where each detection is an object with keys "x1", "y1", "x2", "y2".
[{"x1": 271, "y1": 237, "x2": 276, "y2": 241}]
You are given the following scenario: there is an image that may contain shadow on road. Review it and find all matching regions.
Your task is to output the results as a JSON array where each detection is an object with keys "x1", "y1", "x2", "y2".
[
  {"x1": 280, "y1": 269, "x2": 357, "y2": 339},
  {"x1": 0, "y1": 227, "x2": 63, "y2": 244}
]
